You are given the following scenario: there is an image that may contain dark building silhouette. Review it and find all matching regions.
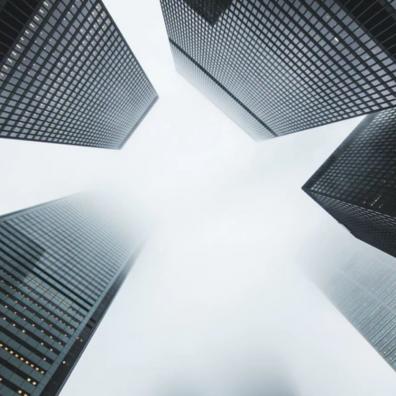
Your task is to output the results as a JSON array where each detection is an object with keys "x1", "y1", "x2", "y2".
[
  {"x1": 303, "y1": 108, "x2": 396, "y2": 259},
  {"x1": 184, "y1": 0, "x2": 232, "y2": 25},
  {"x1": 160, "y1": 0, "x2": 396, "y2": 139},
  {"x1": 0, "y1": 195, "x2": 141, "y2": 395},
  {"x1": 308, "y1": 252, "x2": 396, "y2": 370},
  {"x1": 337, "y1": 1, "x2": 396, "y2": 61},
  {"x1": 0, "y1": 0, "x2": 157, "y2": 149}
]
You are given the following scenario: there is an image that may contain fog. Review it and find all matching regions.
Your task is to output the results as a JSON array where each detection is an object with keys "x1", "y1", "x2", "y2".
[{"x1": 1, "y1": 1, "x2": 396, "y2": 395}]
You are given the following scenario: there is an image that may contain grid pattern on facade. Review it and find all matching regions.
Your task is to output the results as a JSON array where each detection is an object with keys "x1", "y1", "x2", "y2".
[
  {"x1": 161, "y1": 0, "x2": 396, "y2": 137},
  {"x1": 0, "y1": 0, "x2": 157, "y2": 149},
  {"x1": 311, "y1": 255, "x2": 396, "y2": 370},
  {"x1": 171, "y1": 43, "x2": 274, "y2": 139},
  {"x1": 0, "y1": 0, "x2": 41, "y2": 62},
  {"x1": 0, "y1": 195, "x2": 138, "y2": 396},
  {"x1": 304, "y1": 109, "x2": 396, "y2": 216},
  {"x1": 303, "y1": 108, "x2": 396, "y2": 258},
  {"x1": 337, "y1": 0, "x2": 396, "y2": 61},
  {"x1": 308, "y1": 192, "x2": 396, "y2": 259}
]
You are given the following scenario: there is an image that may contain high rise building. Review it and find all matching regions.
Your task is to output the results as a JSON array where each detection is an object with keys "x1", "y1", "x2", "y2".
[
  {"x1": 307, "y1": 252, "x2": 396, "y2": 370},
  {"x1": 303, "y1": 107, "x2": 396, "y2": 259},
  {"x1": 160, "y1": 0, "x2": 396, "y2": 139},
  {"x1": 0, "y1": 0, "x2": 157, "y2": 149},
  {"x1": 0, "y1": 194, "x2": 141, "y2": 395}
]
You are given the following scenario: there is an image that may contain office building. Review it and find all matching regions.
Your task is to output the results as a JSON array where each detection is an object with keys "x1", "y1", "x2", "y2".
[
  {"x1": 160, "y1": 0, "x2": 396, "y2": 139},
  {"x1": 0, "y1": 194, "x2": 140, "y2": 395},
  {"x1": 303, "y1": 108, "x2": 396, "y2": 258},
  {"x1": 308, "y1": 253, "x2": 396, "y2": 370},
  {"x1": 0, "y1": 0, "x2": 157, "y2": 149}
]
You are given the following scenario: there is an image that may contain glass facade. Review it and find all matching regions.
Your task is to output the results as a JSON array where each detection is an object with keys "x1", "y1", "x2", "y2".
[
  {"x1": 0, "y1": 195, "x2": 140, "y2": 395},
  {"x1": 183, "y1": 0, "x2": 232, "y2": 25},
  {"x1": 303, "y1": 108, "x2": 396, "y2": 258},
  {"x1": 337, "y1": 0, "x2": 396, "y2": 61},
  {"x1": 0, "y1": 0, "x2": 157, "y2": 149},
  {"x1": 0, "y1": 0, "x2": 41, "y2": 62},
  {"x1": 308, "y1": 253, "x2": 396, "y2": 370},
  {"x1": 160, "y1": 0, "x2": 396, "y2": 139}
]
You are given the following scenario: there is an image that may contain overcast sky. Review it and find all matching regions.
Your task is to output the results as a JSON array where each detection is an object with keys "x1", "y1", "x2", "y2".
[{"x1": 1, "y1": 1, "x2": 396, "y2": 395}]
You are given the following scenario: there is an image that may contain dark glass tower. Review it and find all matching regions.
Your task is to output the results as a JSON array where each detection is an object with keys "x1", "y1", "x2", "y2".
[
  {"x1": 160, "y1": 0, "x2": 396, "y2": 139},
  {"x1": 307, "y1": 253, "x2": 396, "y2": 370},
  {"x1": 303, "y1": 107, "x2": 396, "y2": 259},
  {"x1": 0, "y1": 0, "x2": 157, "y2": 149},
  {"x1": 0, "y1": 195, "x2": 141, "y2": 395}
]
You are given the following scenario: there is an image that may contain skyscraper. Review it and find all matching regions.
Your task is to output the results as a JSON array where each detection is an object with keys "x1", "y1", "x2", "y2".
[
  {"x1": 307, "y1": 252, "x2": 396, "y2": 371},
  {"x1": 0, "y1": 194, "x2": 141, "y2": 395},
  {"x1": 303, "y1": 107, "x2": 396, "y2": 259},
  {"x1": 160, "y1": 0, "x2": 396, "y2": 139},
  {"x1": 0, "y1": 0, "x2": 157, "y2": 149}
]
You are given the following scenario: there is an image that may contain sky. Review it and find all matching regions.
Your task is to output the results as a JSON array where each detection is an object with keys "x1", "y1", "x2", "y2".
[{"x1": 1, "y1": 1, "x2": 396, "y2": 395}]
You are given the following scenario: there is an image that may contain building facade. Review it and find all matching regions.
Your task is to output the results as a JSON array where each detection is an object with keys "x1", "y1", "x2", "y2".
[
  {"x1": 303, "y1": 107, "x2": 396, "y2": 258},
  {"x1": 0, "y1": 0, "x2": 157, "y2": 149},
  {"x1": 0, "y1": 195, "x2": 140, "y2": 395},
  {"x1": 308, "y1": 252, "x2": 396, "y2": 370},
  {"x1": 160, "y1": 0, "x2": 396, "y2": 139}
]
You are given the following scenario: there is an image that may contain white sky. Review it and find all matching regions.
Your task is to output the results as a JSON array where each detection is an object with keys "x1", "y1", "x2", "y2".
[{"x1": 1, "y1": 1, "x2": 396, "y2": 395}]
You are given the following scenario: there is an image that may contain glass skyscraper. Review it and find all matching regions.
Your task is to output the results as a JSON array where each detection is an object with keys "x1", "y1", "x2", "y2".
[
  {"x1": 160, "y1": 0, "x2": 396, "y2": 139},
  {"x1": 0, "y1": 195, "x2": 141, "y2": 395},
  {"x1": 303, "y1": 107, "x2": 396, "y2": 259},
  {"x1": 0, "y1": 0, "x2": 157, "y2": 149},
  {"x1": 308, "y1": 252, "x2": 396, "y2": 371}
]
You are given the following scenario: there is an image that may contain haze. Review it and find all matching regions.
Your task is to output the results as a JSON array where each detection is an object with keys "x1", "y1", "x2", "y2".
[{"x1": 0, "y1": 1, "x2": 395, "y2": 395}]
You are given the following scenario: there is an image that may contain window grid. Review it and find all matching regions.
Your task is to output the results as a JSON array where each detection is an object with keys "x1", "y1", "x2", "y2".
[
  {"x1": 0, "y1": 0, "x2": 157, "y2": 149},
  {"x1": 0, "y1": 195, "x2": 138, "y2": 395},
  {"x1": 304, "y1": 107, "x2": 396, "y2": 259},
  {"x1": 161, "y1": 0, "x2": 396, "y2": 138},
  {"x1": 311, "y1": 254, "x2": 396, "y2": 370}
]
